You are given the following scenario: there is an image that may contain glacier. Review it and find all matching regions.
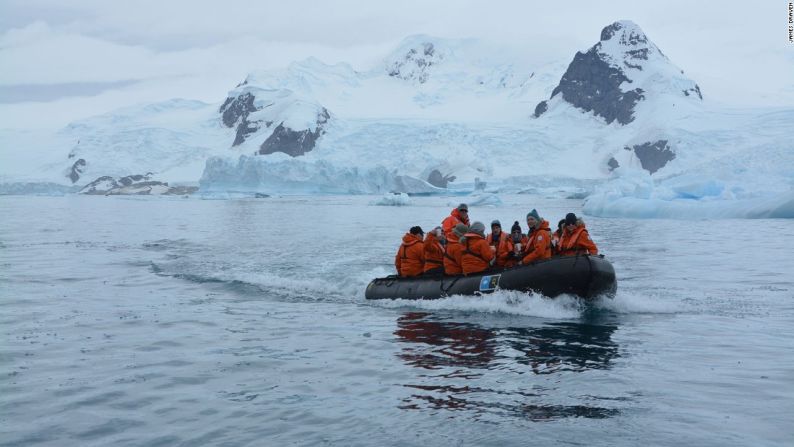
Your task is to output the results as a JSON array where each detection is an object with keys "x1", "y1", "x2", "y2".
[
  {"x1": 583, "y1": 168, "x2": 794, "y2": 219},
  {"x1": 200, "y1": 155, "x2": 396, "y2": 194},
  {"x1": 583, "y1": 107, "x2": 794, "y2": 219},
  {"x1": 1, "y1": 21, "x2": 792, "y2": 219}
]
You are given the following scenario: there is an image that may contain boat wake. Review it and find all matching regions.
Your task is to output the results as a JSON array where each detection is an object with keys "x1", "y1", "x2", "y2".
[
  {"x1": 593, "y1": 290, "x2": 682, "y2": 314},
  {"x1": 369, "y1": 286, "x2": 682, "y2": 319},
  {"x1": 369, "y1": 289, "x2": 586, "y2": 319},
  {"x1": 150, "y1": 253, "x2": 678, "y2": 316},
  {"x1": 142, "y1": 239, "x2": 680, "y2": 316}
]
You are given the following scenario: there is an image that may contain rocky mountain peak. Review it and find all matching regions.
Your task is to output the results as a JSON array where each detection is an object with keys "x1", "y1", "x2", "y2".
[
  {"x1": 534, "y1": 20, "x2": 702, "y2": 125},
  {"x1": 600, "y1": 20, "x2": 648, "y2": 45},
  {"x1": 597, "y1": 20, "x2": 662, "y2": 69},
  {"x1": 219, "y1": 87, "x2": 330, "y2": 155},
  {"x1": 385, "y1": 35, "x2": 448, "y2": 84}
]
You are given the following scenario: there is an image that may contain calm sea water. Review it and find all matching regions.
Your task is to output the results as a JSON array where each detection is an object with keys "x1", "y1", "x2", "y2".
[{"x1": 1, "y1": 195, "x2": 793, "y2": 446}]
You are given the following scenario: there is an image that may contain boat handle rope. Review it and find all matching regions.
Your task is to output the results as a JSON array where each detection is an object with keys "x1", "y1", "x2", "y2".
[{"x1": 441, "y1": 276, "x2": 461, "y2": 295}]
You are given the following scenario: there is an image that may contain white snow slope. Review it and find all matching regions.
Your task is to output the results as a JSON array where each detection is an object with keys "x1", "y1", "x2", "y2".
[{"x1": 1, "y1": 21, "x2": 792, "y2": 218}]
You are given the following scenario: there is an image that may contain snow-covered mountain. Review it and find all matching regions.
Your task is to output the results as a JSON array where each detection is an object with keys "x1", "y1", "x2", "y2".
[
  {"x1": 200, "y1": 21, "x2": 716, "y2": 193},
  {"x1": 532, "y1": 20, "x2": 709, "y2": 176},
  {"x1": 21, "y1": 34, "x2": 564, "y2": 190},
  {"x1": 219, "y1": 77, "x2": 331, "y2": 155},
  {"x1": 1, "y1": 20, "x2": 791, "y2": 217},
  {"x1": 57, "y1": 99, "x2": 229, "y2": 184},
  {"x1": 535, "y1": 20, "x2": 702, "y2": 125}
]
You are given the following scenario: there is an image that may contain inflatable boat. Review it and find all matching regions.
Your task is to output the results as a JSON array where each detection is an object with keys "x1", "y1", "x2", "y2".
[{"x1": 365, "y1": 254, "x2": 616, "y2": 300}]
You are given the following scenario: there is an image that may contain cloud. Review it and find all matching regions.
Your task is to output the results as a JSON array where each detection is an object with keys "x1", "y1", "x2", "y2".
[
  {"x1": 0, "y1": 0, "x2": 791, "y2": 131},
  {"x1": 1, "y1": 22, "x2": 162, "y2": 85},
  {"x1": 0, "y1": 80, "x2": 140, "y2": 104},
  {"x1": 0, "y1": 21, "x2": 400, "y2": 87},
  {"x1": 1, "y1": 0, "x2": 433, "y2": 49}
]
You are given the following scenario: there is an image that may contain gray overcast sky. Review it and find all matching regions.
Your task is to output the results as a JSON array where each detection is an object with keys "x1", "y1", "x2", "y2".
[{"x1": 1, "y1": 0, "x2": 792, "y2": 128}]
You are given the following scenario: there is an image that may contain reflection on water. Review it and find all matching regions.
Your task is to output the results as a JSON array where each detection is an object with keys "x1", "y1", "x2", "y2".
[
  {"x1": 394, "y1": 312, "x2": 623, "y2": 421},
  {"x1": 504, "y1": 322, "x2": 619, "y2": 374},
  {"x1": 394, "y1": 312, "x2": 497, "y2": 371}
]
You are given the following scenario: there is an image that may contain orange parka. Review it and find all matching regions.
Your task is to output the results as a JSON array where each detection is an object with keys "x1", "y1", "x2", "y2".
[
  {"x1": 486, "y1": 232, "x2": 512, "y2": 268},
  {"x1": 460, "y1": 233, "x2": 495, "y2": 275},
  {"x1": 442, "y1": 209, "x2": 470, "y2": 243},
  {"x1": 558, "y1": 222, "x2": 599, "y2": 256},
  {"x1": 504, "y1": 234, "x2": 529, "y2": 268},
  {"x1": 395, "y1": 233, "x2": 425, "y2": 277},
  {"x1": 423, "y1": 232, "x2": 445, "y2": 273},
  {"x1": 521, "y1": 219, "x2": 553, "y2": 264},
  {"x1": 443, "y1": 241, "x2": 465, "y2": 275}
]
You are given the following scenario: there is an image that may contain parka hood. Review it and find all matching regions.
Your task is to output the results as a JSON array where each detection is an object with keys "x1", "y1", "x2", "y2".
[{"x1": 402, "y1": 233, "x2": 423, "y2": 244}]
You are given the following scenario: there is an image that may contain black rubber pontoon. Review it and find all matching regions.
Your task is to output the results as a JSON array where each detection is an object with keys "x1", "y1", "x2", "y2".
[{"x1": 365, "y1": 254, "x2": 616, "y2": 300}]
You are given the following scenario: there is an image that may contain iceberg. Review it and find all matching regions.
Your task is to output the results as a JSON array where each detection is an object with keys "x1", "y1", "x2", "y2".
[
  {"x1": 583, "y1": 168, "x2": 794, "y2": 219},
  {"x1": 370, "y1": 193, "x2": 413, "y2": 206}
]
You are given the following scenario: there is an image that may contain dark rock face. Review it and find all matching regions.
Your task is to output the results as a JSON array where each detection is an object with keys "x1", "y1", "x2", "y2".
[
  {"x1": 220, "y1": 93, "x2": 256, "y2": 127},
  {"x1": 80, "y1": 176, "x2": 119, "y2": 194},
  {"x1": 161, "y1": 185, "x2": 199, "y2": 195},
  {"x1": 387, "y1": 42, "x2": 440, "y2": 84},
  {"x1": 600, "y1": 22, "x2": 623, "y2": 41},
  {"x1": 105, "y1": 181, "x2": 162, "y2": 195},
  {"x1": 79, "y1": 174, "x2": 197, "y2": 195},
  {"x1": 683, "y1": 84, "x2": 703, "y2": 99},
  {"x1": 426, "y1": 169, "x2": 456, "y2": 188},
  {"x1": 628, "y1": 140, "x2": 675, "y2": 174},
  {"x1": 625, "y1": 48, "x2": 648, "y2": 60},
  {"x1": 533, "y1": 101, "x2": 548, "y2": 118},
  {"x1": 233, "y1": 119, "x2": 263, "y2": 147},
  {"x1": 117, "y1": 173, "x2": 152, "y2": 186},
  {"x1": 258, "y1": 108, "x2": 330, "y2": 157},
  {"x1": 544, "y1": 49, "x2": 645, "y2": 125},
  {"x1": 607, "y1": 157, "x2": 620, "y2": 171},
  {"x1": 219, "y1": 93, "x2": 263, "y2": 146},
  {"x1": 533, "y1": 21, "x2": 701, "y2": 125},
  {"x1": 219, "y1": 90, "x2": 330, "y2": 154},
  {"x1": 67, "y1": 158, "x2": 86, "y2": 183}
]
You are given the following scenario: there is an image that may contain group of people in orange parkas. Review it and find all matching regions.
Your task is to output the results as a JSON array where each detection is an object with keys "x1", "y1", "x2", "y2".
[{"x1": 395, "y1": 204, "x2": 599, "y2": 278}]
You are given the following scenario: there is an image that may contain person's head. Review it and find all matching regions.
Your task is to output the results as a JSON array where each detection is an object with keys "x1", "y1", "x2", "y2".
[
  {"x1": 490, "y1": 219, "x2": 502, "y2": 235},
  {"x1": 564, "y1": 212, "x2": 578, "y2": 231},
  {"x1": 433, "y1": 226, "x2": 443, "y2": 238},
  {"x1": 452, "y1": 223, "x2": 469, "y2": 238},
  {"x1": 557, "y1": 219, "x2": 566, "y2": 232},
  {"x1": 469, "y1": 221, "x2": 486, "y2": 236},
  {"x1": 510, "y1": 221, "x2": 522, "y2": 241},
  {"x1": 526, "y1": 209, "x2": 541, "y2": 229},
  {"x1": 456, "y1": 203, "x2": 469, "y2": 218},
  {"x1": 409, "y1": 226, "x2": 424, "y2": 237},
  {"x1": 511, "y1": 221, "x2": 521, "y2": 234}
]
